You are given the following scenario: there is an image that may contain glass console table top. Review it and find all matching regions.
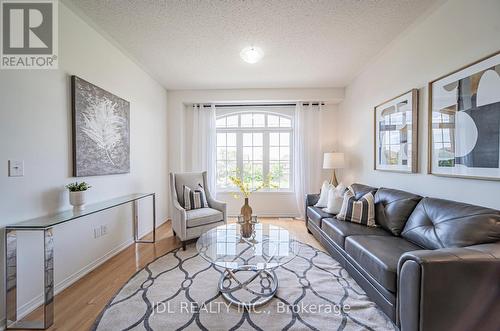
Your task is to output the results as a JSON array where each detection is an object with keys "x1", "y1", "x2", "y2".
[
  {"x1": 6, "y1": 193, "x2": 153, "y2": 229},
  {"x1": 196, "y1": 223, "x2": 299, "y2": 270}
]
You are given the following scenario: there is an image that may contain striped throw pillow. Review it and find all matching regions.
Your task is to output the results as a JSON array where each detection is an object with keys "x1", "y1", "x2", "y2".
[
  {"x1": 183, "y1": 184, "x2": 208, "y2": 210},
  {"x1": 337, "y1": 186, "x2": 376, "y2": 227}
]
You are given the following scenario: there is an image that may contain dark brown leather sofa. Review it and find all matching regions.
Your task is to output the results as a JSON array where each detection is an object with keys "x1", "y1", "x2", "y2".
[{"x1": 305, "y1": 183, "x2": 500, "y2": 331}]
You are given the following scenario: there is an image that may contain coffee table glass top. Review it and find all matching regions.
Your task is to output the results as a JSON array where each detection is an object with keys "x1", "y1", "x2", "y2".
[{"x1": 196, "y1": 223, "x2": 299, "y2": 270}]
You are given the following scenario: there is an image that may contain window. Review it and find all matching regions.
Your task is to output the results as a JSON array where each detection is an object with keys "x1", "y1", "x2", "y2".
[{"x1": 216, "y1": 110, "x2": 293, "y2": 191}]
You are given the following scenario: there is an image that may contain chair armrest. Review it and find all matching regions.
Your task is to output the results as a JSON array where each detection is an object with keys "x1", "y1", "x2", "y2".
[
  {"x1": 201, "y1": 171, "x2": 227, "y2": 224},
  {"x1": 208, "y1": 198, "x2": 227, "y2": 223},
  {"x1": 397, "y1": 243, "x2": 500, "y2": 331},
  {"x1": 172, "y1": 198, "x2": 186, "y2": 214},
  {"x1": 171, "y1": 198, "x2": 187, "y2": 239}
]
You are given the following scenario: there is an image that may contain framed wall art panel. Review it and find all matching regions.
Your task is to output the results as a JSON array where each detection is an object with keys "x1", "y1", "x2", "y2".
[
  {"x1": 71, "y1": 76, "x2": 130, "y2": 177},
  {"x1": 428, "y1": 51, "x2": 500, "y2": 180},
  {"x1": 374, "y1": 89, "x2": 418, "y2": 173}
]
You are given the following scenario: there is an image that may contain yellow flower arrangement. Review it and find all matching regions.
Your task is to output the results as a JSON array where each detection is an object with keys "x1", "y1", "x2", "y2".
[{"x1": 228, "y1": 170, "x2": 277, "y2": 199}]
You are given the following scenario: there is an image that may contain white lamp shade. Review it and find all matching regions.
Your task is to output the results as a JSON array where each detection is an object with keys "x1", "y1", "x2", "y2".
[{"x1": 323, "y1": 152, "x2": 345, "y2": 169}]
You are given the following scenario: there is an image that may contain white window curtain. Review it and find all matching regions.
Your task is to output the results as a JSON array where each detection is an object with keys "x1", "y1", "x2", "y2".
[
  {"x1": 294, "y1": 102, "x2": 322, "y2": 219},
  {"x1": 191, "y1": 104, "x2": 217, "y2": 195}
]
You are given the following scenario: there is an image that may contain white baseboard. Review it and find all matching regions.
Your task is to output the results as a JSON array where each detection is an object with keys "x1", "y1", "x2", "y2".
[
  {"x1": 16, "y1": 238, "x2": 133, "y2": 320},
  {"x1": 228, "y1": 213, "x2": 299, "y2": 218},
  {"x1": 12, "y1": 218, "x2": 169, "y2": 324}
]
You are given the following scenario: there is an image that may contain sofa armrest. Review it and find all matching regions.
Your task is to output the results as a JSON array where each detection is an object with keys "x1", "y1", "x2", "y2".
[
  {"x1": 397, "y1": 243, "x2": 500, "y2": 331},
  {"x1": 304, "y1": 193, "x2": 320, "y2": 226},
  {"x1": 305, "y1": 193, "x2": 320, "y2": 207}
]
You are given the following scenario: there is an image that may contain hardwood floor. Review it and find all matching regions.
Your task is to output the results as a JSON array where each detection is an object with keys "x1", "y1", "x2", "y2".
[{"x1": 21, "y1": 217, "x2": 319, "y2": 331}]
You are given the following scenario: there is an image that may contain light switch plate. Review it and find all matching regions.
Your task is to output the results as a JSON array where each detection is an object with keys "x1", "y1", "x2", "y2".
[{"x1": 8, "y1": 160, "x2": 24, "y2": 177}]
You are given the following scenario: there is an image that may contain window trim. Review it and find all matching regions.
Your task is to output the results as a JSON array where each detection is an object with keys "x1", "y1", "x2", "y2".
[{"x1": 216, "y1": 110, "x2": 294, "y2": 193}]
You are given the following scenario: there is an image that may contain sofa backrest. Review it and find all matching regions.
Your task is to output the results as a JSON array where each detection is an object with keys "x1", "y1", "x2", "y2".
[
  {"x1": 350, "y1": 183, "x2": 377, "y2": 199},
  {"x1": 374, "y1": 188, "x2": 422, "y2": 236},
  {"x1": 401, "y1": 197, "x2": 500, "y2": 249}
]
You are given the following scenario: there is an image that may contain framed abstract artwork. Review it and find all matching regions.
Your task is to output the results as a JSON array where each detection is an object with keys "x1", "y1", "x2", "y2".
[
  {"x1": 71, "y1": 76, "x2": 130, "y2": 177},
  {"x1": 428, "y1": 51, "x2": 500, "y2": 180},
  {"x1": 374, "y1": 89, "x2": 418, "y2": 173}
]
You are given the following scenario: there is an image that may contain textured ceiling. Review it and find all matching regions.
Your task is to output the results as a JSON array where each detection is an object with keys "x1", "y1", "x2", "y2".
[{"x1": 65, "y1": 0, "x2": 440, "y2": 90}]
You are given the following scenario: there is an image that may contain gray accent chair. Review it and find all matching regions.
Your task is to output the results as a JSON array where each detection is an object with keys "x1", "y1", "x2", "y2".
[{"x1": 170, "y1": 171, "x2": 227, "y2": 250}]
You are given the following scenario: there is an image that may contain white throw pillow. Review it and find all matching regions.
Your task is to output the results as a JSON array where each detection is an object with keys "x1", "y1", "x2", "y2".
[
  {"x1": 315, "y1": 181, "x2": 333, "y2": 208},
  {"x1": 323, "y1": 183, "x2": 346, "y2": 214}
]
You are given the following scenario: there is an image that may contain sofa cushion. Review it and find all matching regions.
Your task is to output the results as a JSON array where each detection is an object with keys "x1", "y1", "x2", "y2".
[
  {"x1": 307, "y1": 206, "x2": 333, "y2": 228},
  {"x1": 321, "y1": 218, "x2": 390, "y2": 248},
  {"x1": 186, "y1": 208, "x2": 223, "y2": 228},
  {"x1": 375, "y1": 188, "x2": 422, "y2": 236},
  {"x1": 345, "y1": 235, "x2": 421, "y2": 292},
  {"x1": 350, "y1": 183, "x2": 378, "y2": 199},
  {"x1": 401, "y1": 197, "x2": 500, "y2": 249}
]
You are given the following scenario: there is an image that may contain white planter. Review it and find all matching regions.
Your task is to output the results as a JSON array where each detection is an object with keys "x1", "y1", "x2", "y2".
[{"x1": 69, "y1": 191, "x2": 87, "y2": 211}]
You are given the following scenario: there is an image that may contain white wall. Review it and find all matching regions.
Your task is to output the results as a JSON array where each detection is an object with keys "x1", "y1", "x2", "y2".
[
  {"x1": 0, "y1": 2, "x2": 168, "y2": 320},
  {"x1": 336, "y1": 0, "x2": 500, "y2": 209},
  {"x1": 167, "y1": 88, "x2": 343, "y2": 217}
]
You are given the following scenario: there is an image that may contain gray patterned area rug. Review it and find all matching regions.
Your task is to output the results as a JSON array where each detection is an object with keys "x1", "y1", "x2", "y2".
[{"x1": 93, "y1": 242, "x2": 396, "y2": 331}]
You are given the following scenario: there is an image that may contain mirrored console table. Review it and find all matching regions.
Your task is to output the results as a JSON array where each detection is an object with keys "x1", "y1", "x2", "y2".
[{"x1": 4, "y1": 193, "x2": 156, "y2": 330}]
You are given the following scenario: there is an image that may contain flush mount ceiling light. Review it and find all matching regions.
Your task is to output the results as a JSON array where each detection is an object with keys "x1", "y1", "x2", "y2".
[{"x1": 240, "y1": 46, "x2": 264, "y2": 64}]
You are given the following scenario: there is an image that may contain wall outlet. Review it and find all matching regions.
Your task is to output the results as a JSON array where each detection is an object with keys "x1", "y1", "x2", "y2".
[
  {"x1": 8, "y1": 160, "x2": 24, "y2": 177},
  {"x1": 93, "y1": 225, "x2": 108, "y2": 238}
]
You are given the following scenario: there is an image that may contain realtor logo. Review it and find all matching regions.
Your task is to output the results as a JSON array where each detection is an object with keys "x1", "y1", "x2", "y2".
[{"x1": 1, "y1": 0, "x2": 58, "y2": 69}]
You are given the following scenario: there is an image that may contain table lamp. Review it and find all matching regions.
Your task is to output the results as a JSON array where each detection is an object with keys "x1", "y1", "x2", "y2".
[{"x1": 323, "y1": 152, "x2": 345, "y2": 186}]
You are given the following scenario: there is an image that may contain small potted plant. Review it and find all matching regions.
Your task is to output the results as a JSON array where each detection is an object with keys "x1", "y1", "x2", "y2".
[{"x1": 66, "y1": 182, "x2": 91, "y2": 211}]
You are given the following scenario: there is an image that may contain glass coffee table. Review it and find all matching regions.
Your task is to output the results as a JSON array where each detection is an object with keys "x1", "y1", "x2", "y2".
[{"x1": 196, "y1": 223, "x2": 299, "y2": 308}]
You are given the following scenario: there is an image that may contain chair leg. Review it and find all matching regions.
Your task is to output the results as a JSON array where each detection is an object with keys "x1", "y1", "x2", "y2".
[{"x1": 182, "y1": 241, "x2": 186, "y2": 251}]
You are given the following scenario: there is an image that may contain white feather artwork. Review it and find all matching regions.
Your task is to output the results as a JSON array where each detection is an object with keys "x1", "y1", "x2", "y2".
[
  {"x1": 81, "y1": 99, "x2": 123, "y2": 166},
  {"x1": 72, "y1": 76, "x2": 130, "y2": 177}
]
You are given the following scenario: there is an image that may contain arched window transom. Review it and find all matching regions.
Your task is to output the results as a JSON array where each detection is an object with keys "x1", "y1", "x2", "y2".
[{"x1": 216, "y1": 111, "x2": 293, "y2": 191}]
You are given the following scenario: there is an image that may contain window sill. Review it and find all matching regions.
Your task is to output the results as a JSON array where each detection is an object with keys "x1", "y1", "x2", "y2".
[{"x1": 216, "y1": 190, "x2": 295, "y2": 195}]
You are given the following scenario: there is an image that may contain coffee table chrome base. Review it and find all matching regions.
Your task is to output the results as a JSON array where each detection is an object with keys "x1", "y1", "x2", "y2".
[{"x1": 218, "y1": 265, "x2": 278, "y2": 308}]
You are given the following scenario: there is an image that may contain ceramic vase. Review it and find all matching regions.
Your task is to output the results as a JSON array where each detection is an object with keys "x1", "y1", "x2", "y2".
[
  {"x1": 240, "y1": 197, "x2": 252, "y2": 223},
  {"x1": 69, "y1": 191, "x2": 87, "y2": 211}
]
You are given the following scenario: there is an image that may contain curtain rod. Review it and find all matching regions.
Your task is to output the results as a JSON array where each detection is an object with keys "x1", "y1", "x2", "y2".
[{"x1": 200, "y1": 102, "x2": 325, "y2": 108}]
